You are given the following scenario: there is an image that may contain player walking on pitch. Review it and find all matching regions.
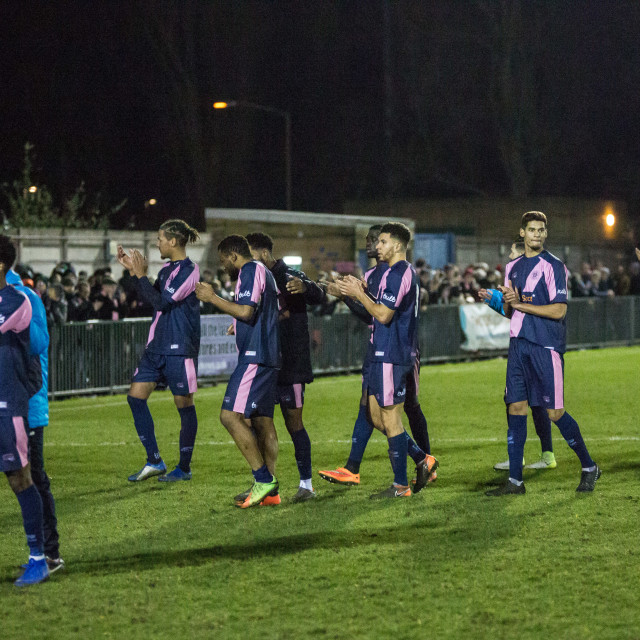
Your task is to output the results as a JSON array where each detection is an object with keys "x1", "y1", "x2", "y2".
[
  {"x1": 479, "y1": 240, "x2": 557, "y2": 472},
  {"x1": 195, "y1": 235, "x2": 281, "y2": 508},
  {"x1": 6, "y1": 267, "x2": 65, "y2": 573},
  {"x1": 486, "y1": 211, "x2": 600, "y2": 496},
  {"x1": 337, "y1": 223, "x2": 434, "y2": 498},
  {"x1": 319, "y1": 225, "x2": 437, "y2": 488},
  {"x1": 0, "y1": 234, "x2": 48, "y2": 585},
  {"x1": 117, "y1": 219, "x2": 201, "y2": 482},
  {"x1": 246, "y1": 232, "x2": 326, "y2": 502}
]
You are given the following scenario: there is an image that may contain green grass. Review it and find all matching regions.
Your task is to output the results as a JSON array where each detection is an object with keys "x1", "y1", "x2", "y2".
[{"x1": 2, "y1": 346, "x2": 639, "y2": 640}]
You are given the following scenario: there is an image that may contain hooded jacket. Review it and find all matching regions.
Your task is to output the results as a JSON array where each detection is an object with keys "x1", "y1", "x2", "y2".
[{"x1": 6, "y1": 269, "x2": 49, "y2": 427}]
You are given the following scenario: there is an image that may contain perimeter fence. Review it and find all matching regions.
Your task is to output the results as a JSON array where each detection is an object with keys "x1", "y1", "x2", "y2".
[{"x1": 48, "y1": 296, "x2": 640, "y2": 398}]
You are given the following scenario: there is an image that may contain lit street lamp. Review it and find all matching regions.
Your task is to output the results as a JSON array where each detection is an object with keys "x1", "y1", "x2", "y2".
[{"x1": 213, "y1": 100, "x2": 292, "y2": 211}]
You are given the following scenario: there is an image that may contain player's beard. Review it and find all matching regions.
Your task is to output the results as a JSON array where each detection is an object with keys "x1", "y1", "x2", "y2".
[{"x1": 226, "y1": 265, "x2": 240, "y2": 281}]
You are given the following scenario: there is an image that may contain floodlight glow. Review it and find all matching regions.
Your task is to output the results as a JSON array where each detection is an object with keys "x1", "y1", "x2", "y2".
[
  {"x1": 605, "y1": 213, "x2": 615, "y2": 227},
  {"x1": 28, "y1": 185, "x2": 37, "y2": 193},
  {"x1": 282, "y1": 255, "x2": 303, "y2": 267},
  {"x1": 213, "y1": 102, "x2": 229, "y2": 109}
]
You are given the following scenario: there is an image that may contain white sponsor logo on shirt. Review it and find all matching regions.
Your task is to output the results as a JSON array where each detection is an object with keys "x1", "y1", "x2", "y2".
[
  {"x1": 171, "y1": 344, "x2": 179, "y2": 349},
  {"x1": 382, "y1": 293, "x2": 396, "y2": 303},
  {"x1": 251, "y1": 402, "x2": 258, "y2": 409},
  {"x1": 375, "y1": 351, "x2": 385, "y2": 356},
  {"x1": 0, "y1": 314, "x2": 5, "y2": 324},
  {"x1": 556, "y1": 289, "x2": 567, "y2": 295},
  {"x1": 238, "y1": 290, "x2": 252, "y2": 299},
  {"x1": 167, "y1": 287, "x2": 175, "y2": 293},
  {"x1": 245, "y1": 350, "x2": 256, "y2": 356},
  {"x1": 0, "y1": 401, "x2": 7, "y2": 409}
]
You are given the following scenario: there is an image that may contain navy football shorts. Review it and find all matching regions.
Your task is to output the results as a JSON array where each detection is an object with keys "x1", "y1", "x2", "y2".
[
  {"x1": 132, "y1": 352, "x2": 198, "y2": 396},
  {"x1": 404, "y1": 357, "x2": 421, "y2": 409},
  {"x1": 0, "y1": 415, "x2": 29, "y2": 472},
  {"x1": 367, "y1": 361, "x2": 413, "y2": 408},
  {"x1": 505, "y1": 338, "x2": 564, "y2": 409},
  {"x1": 223, "y1": 363, "x2": 278, "y2": 418},
  {"x1": 276, "y1": 383, "x2": 305, "y2": 410}
]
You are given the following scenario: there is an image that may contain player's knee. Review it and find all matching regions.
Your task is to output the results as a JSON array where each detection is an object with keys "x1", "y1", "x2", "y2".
[
  {"x1": 547, "y1": 408, "x2": 565, "y2": 422},
  {"x1": 174, "y1": 394, "x2": 194, "y2": 409},
  {"x1": 219, "y1": 410, "x2": 232, "y2": 430},
  {"x1": 508, "y1": 401, "x2": 528, "y2": 415},
  {"x1": 6, "y1": 467, "x2": 32, "y2": 494}
]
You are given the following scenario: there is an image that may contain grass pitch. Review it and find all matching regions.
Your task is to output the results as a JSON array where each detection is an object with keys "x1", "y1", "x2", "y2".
[{"x1": 2, "y1": 346, "x2": 639, "y2": 639}]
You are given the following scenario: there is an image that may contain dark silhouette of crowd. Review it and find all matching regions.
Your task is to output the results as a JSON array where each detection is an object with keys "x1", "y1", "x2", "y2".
[
  {"x1": 10, "y1": 252, "x2": 640, "y2": 326},
  {"x1": 11, "y1": 261, "x2": 240, "y2": 329}
]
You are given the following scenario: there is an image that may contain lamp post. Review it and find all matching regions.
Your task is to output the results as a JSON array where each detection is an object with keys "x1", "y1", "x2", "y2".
[{"x1": 213, "y1": 100, "x2": 292, "y2": 211}]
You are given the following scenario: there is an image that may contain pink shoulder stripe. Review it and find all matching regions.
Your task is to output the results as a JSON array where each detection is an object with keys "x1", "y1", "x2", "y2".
[
  {"x1": 172, "y1": 264, "x2": 201, "y2": 301},
  {"x1": 251, "y1": 261, "x2": 266, "y2": 304},
  {"x1": 0, "y1": 294, "x2": 32, "y2": 334}
]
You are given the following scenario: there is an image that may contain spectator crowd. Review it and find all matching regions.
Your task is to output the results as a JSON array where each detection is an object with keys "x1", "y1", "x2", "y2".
[{"x1": 10, "y1": 252, "x2": 640, "y2": 327}]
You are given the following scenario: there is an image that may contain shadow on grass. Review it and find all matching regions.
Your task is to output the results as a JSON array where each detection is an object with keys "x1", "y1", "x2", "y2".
[{"x1": 69, "y1": 519, "x2": 445, "y2": 576}]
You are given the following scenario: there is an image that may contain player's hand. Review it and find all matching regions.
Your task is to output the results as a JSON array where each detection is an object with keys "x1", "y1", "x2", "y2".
[
  {"x1": 195, "y1": 281, "x2": 215, "y2": 303},
  {"x1": 226, "y1": 322, "x2": 234, "y2": 335},
  {"x1": 319, "y1": 280, "x2": 342, "y2": 298},
  {"x1": 478, "y1": 288, "x2": 491, "y2": 302},
  {"x1": 285, "y1": 276, "x2": 307, "y2": 295},
  {"x1": 338, "y1": 274, "x2": 365, "y2": 299},
  {"x1": 130, "y1": 250, "x2": 148, "y2": 278},
  {"x1": 116, "y1": 245, "x2": 133, "y2": 271},
  {"x1": 499, "y1": 280, "x2": 521, "y2": 307}
]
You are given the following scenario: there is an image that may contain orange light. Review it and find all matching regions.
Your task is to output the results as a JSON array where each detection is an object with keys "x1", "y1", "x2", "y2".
[
  {"x1": 213, "y1": 102, "x2": 229, "y2": 109},
  {"x1": 148, "y1": 198, "x2": 157, "y2": 206},
  {"x1": 606, "y1": 213, "x2": 615, "y2": 227},
  {"x1": 28, "y1": 185, "x2": 37, "y2": 193}
]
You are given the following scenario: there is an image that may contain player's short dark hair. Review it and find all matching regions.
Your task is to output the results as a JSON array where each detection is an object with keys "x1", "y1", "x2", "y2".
[
  {"x1": 159, "y1": 219, "x2": 200, "y2": 246},
  {"x1": 246, "y1": 232, "x2": 273, "y2": 252},
  {"x1": 368, "y1": 225, "x2": 383, "y2": 234},
  {"x1": 218, "y1": 234, "x2": 252, "y2": 258},
  {"x1": 521, "y1": 211, "x2": 547, "y2": 228},
  {"x1": 380, "y1": 222, "x2": 411, "y2": 248},
  {"x1": 0, "y1": 235, "x2": 17, "y2": 274}
]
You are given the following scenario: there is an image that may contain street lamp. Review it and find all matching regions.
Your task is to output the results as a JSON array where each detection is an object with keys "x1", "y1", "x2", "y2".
[{"x1": 213, "y1": 100, "x2": 292, "y2": 211}]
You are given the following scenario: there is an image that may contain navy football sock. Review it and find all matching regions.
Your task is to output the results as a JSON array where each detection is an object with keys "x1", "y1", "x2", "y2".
[
  {"x1": 345, "y1": 405, "x2": 373, "y2": 474},
  {"x1": 127, "y1": 396, "x2": 161, "y2": 464},
  {"x1": 531, "y1": 405, "x2": 553, "y2": 452},
  {"x1": 290, "y1": 428, "x2": 312, "y2": 481},
  {"x1": 507, "y1": 414, "x2": 527, "y2": 482},
  {"x1": 404, "y1": 402, "x2": 430, "y2": 454},
  {"x1": 177, "y1": 405, "x2": 198, "y2": 472},
  {"x1": 387, "y1": 432, "x2": 409, "y2": 486},
  {"x1": 16, "y1": 485, "x2": 45, "y2": 557},
  {"x1": 405, "y1": 432, "x2": 425, "y2": 464},
  {"x1": 252, "y1": 464, "x2": 274, "y2": 484},
  {"x1": 553, "y1": 412, "x2": 594, "y2": 467}
]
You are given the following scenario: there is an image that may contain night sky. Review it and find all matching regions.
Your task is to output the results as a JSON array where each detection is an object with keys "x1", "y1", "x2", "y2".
[{"x1": 2, "y1": 1, "x2": 640, "y2": 233}]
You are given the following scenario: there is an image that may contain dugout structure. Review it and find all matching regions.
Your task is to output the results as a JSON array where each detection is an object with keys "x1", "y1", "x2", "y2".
[{"x1": 204, "y1": 208, "x2": 415, "y2": 280}]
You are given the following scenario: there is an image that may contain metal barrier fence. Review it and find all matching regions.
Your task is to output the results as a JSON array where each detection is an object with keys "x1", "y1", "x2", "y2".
[{"x1": 48, "y1": 296, "x2": 640, "y2": 397}]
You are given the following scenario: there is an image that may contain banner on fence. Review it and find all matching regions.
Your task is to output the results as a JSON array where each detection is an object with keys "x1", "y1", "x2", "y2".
[
  {"x1": 198, "y1": 314, "x2": 238, "y2": 376},
  {"x1": 459, "y1": 304, "x2": 510, "y2": 351}
]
